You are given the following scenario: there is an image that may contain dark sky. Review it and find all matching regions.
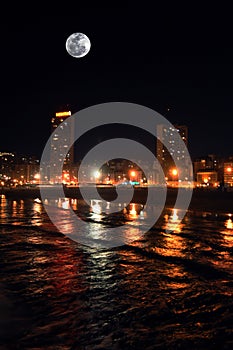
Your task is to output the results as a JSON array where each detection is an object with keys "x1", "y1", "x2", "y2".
[{"x1": 1, "y1": 4, "x2": 232, "y2": 160}]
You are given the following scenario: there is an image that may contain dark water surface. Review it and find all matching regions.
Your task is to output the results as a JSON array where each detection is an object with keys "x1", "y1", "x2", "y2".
[{"x1": 0, "y1": 195, "x2": 233, "y2": 349}]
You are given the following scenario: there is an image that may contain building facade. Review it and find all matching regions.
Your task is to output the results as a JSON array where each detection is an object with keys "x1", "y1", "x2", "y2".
[
  {"x1": 156, "y1": 124, "x2": 190, "y2": 181},
  {"x1": 50, "y1": 111, "x2": 74, "y2": 183},
  {"x1": 224, "y1": 162, "x2": 233, "y2": 187},
  {"x1": 196, "y1": 170, "x2": 218, "y2": 187}
]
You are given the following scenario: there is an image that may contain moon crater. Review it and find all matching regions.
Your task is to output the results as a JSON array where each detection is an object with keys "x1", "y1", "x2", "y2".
[{"x1": 66, "y1": 33, "x2": 91, "y2": 58}]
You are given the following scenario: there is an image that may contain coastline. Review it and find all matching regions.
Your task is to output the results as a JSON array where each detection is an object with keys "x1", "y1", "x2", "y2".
[{"x1": 1, "y1": 186, "x2": 233, "y2": 214}]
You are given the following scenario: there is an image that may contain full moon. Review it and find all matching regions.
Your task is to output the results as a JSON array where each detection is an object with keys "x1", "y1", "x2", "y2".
[{"x1": 66, "y1": 33, "x2": 91, "y2": 58}]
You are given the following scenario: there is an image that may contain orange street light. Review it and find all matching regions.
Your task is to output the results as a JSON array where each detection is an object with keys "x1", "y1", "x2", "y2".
[{"x1": 130, "y1": 171, "x2": 136, "y2": 177}]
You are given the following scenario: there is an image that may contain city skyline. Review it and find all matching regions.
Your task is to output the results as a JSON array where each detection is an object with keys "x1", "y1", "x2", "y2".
[
  {"x1": 1, "y1": 8, "x2": 233, "y2": 159},
  {"x1": 1, "y1": 130, "x2": 233, "y2": 187},
  {"x1": 1, "y1": 114, "x2": 232, "y2": 162}
]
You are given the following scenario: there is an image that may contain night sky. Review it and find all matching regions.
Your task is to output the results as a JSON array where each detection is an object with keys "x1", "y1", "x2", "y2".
[{"x1": 1, "y1": 5, "x2": 232, "y2": 160}]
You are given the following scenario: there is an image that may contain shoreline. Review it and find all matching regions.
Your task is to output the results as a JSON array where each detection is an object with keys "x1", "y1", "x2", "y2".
[{"x1": 1, "y1": 186, "x2": 233, "y2": 213}]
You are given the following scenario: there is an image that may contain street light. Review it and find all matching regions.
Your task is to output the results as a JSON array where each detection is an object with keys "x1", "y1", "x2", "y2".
[
  {"x1": 171, "y1": 168, "x2": 178, "y2": 176},
  {"x1": 130, "y1": 170, "x2": 136, "y2": 177},
  {"x1": 34, "y1": 173, "x2": 40, "y2": 185},
  {"x1": 94, "y1": 170, "x2": 101, "y2": 180},
  {"x1": 129, "y1": 170, "x2": 138, "y2": 183}
]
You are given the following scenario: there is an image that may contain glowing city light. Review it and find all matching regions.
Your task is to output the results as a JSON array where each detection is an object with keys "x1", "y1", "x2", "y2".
[
  {"x1": 171, "y1": 168, "x2": 178, "y2": 176},
  {"x1": 55, "y1": 111, "x2": 71, "y2": 117},
  {"x1": 130, "y1": 171, "x2": 136, "y2": 177},
  {"x1": 94, "y1": 170, "x2": 101, "y2": 179}
]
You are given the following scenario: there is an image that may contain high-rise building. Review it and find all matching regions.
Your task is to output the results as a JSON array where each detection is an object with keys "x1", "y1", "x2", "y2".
[
  {"x1": 50, "y1": 110, "x2": 74, "y2": 183},
  {"x1": 156, "y1": 124, "x2": 189, "y2": 179}
]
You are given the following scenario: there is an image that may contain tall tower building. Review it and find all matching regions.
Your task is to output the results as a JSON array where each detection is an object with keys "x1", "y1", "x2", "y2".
[
  {"x1": 156, "y1": 124, "x2": 188, "y2": 178},
  {"x1": 50, "y1": 110, "x2": 74, "y2": 183}
]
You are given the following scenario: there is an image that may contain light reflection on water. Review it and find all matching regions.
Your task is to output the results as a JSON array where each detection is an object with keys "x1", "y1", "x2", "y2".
[
  {"x1": 1, "y1": 196, "x2": 233, "y2": 260},
  {"x1": 163, "y1": 208, "x2": 184, "y2": 233},
  {"x1": 220, "y1": 214, "x2": 233, "y2": 248},
  {"x1": 152, "y1": 209, "x2": 187, "y2": 258},
  {"x1": 1, "y1": 196, "x2": 233, "y2": 348},
  {"x1": 225, "y1": 215, "x2": 233, "y2": 230},
  {"x1": 1, "y1": 197, "x2": 233, "y2": 248}
]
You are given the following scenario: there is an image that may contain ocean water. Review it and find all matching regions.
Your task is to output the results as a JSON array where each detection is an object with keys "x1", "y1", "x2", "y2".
[{"x1": 0, "y1": 195, "x2": 233, "y2": 349}]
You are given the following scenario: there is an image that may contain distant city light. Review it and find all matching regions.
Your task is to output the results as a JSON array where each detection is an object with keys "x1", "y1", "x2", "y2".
[
  {"x1": 55, "y1": 111, "x2": 71, "y2": 117},
  {"x1": 226, "y1": 167, "x2": 232, "y2": 172},
  {"x1": 130, "y1": 171, "x2": 136, "y2": 177},
  {"x1": 94, "y1": 170, "x2": 101, "y2": 179},
  {"x1": 171, "y1": 168, "x2": 178, "y2": 176}
]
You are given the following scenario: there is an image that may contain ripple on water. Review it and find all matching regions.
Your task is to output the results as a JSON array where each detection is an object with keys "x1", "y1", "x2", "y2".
[{"x1": 0, "y1": 199, "x2": 233, "y2": 348}]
